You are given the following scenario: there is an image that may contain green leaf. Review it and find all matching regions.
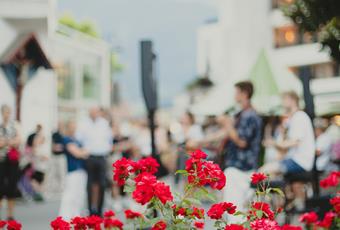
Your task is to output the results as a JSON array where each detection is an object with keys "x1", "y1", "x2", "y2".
[
  {"x1": 175, "y1": 170, "x2": 188, "y2": 175},
  {"x1": 256, "y1": 210, "x2": 263, "y2": 219},
  {"x1": 123, "y1": 184, "x2": 135, "y2": 193},
  {"x1": 269, "y1": 188, "x2": 285, "y2": 197}
]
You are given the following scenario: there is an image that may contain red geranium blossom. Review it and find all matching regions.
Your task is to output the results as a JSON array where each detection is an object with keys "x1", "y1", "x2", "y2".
[
  {"x1": 70, "y1": 217, "x2": 87, "y2": 230},
  {"x1": 103, "y1": 210, "x2": 115, "y2": 218},
  {"x1": 85, "y1": 215, "x2": 102, "y2": 230},
  {"x1": 194, "y1": 221, "x2": 204, "y2": 229},
  {"x1": 132, "y1": 184, "x2": 154, "y2": 205},
  {"x1": 50, "y1": 217, "x2": 70, "y2": 230},
  {"x1": 124, "y1": 209, "x2": 143, "y2": 219},
  {"x1": 225, "y1": 224, "x2": 248, "y2": 230},
  {"x1": 190, "y1": 149, "x2": 207, "y2": 160},
  {"x1": 316, "y1": 211, "x2": 336, "y2": 228},
  {"x1": 103, "y1": 218, "x2": 123, "y2": 230},
  {"x1": 251, "y1": 202, "x2": 275, "y2": 220},
  {"x1": 134, "y1": 157, "x2": 159, "y2": 175},
  {"x1": 112, "y1": 157, "x2": 134, "y2": 186},
  {"x1": 6, "y1": 220, "x2": 22, "y2": 230},
  {"x1": 154, "y1": 181, "x2": 173, "y2": 204},
  {"x1": 250, "y1": 219, "x2": 280, "y2": 230},
  {"x1": 330, "y1": 196, "x2": 340, "y2": 214},
  {"x1": 207, "y1": 202, "x2": 236, "y2": 219},
  {"x1": 299, "y1": 211, "x2": 318, "y2": 225},
  {"x1": 280, "y1": 225, "x2": 302, "y2": 230},
  {"x1": 0, "y1": 220, "x2": 6, "y2": 228},
  {"x1": 320, "y1": 171, "x2": 340, "y2": 188},
  {"x1": 151, "y1": 220, "x2": 167, "y2": 230},
  {"x1": 192, "y1": 207, "x2": 205, "y2": 219},
  {"x1": 251, "y1": 172, "x2": 267, "y2": 185}
]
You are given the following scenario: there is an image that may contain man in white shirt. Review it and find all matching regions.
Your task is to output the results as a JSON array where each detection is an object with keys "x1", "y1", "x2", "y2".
[
  {"x1": 77, "y1": 106, "x2": 112, "y2": 216},
  {"x1": 261, "y1": 91, "x2": 315, "y2": 210}
]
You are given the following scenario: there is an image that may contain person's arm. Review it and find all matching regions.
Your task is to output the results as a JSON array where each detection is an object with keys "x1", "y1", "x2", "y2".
[
  {"x1": 66, "y1": 143, "x2": 88, "y2": 159},
  {"x1": 227, "y1": 127, "x2": 248, "y2": 148},
  {"x1": 274, "y1": 139, "x2": 299, "y2": 152}
]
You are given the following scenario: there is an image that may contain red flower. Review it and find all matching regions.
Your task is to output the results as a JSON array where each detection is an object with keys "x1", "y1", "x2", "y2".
[
  {"x1": 192, "y1": 207, "x2": 205, "y2": 219},
  {"x1": 70, "y1": 217, "x2": 87, "y2": 230},
  {"x1": 134, "y1": 172, "x2": 157, "y2": 185},
  {"x1": 225, "y1": 224, "x2": 247, "y2": 230},
  {"x1": 134, "y1": 157, "x2": 159, "y2": 175},
  {"x1": 190, "y1": 149, "x2": 207, "y2": 160},
  {"x1": 7, "y1": 148, "x2": 20, "y2": 162},
  {"x1": 330, "y1": 196, "x2": 340, "y2": 214},
  {"x1": 112, "y1": 157, "x2": 134, "y2": 186},
  {"x1": 207, "y1": 202, "x2": 236, "y2": 219},
  {"x1": 0, "y1": 221, "x2": 6, "y2": 228},
  {"x1": 6, "y1": 220, "x2": 22, "y2": 230},
  {"x1": 194, "y1": 221, "x2": 204, "y2": 229},
  {"x1": 132, "y1": 184, "x2": 154, "y2": 205},
  {"x1": 85, "y1": 215, "x2": 102, "y2": 229},
  {"x1": 154, "y1": 181, "x2": 173, "y2": 204},
  {"x1": 50, "y1": 217, "x2": 70, "y2": 230},
  {"x1": 104, "y1": 210, "x2": 115, "y2": 218},
  {"x1": 250, "y1": 219, "x2": 280, "y2": 230},
  {"x1": 204, "y1": 161, "x2": 226, "y2": 190},
  {"x1": 251, "y1": 172, "x2": 267, "y2": 185},
  {"x1": 124, "y1": 210, "x2": 142, "y2": 219},
  {"x1": 280, "y1": 225, "x2": 302, "y2": 230},
  {"x1": 103, "y1": 218, "x2": 123, "y2": 230},
  {"x1": 317, "y1": 211, "x2": 336, "y2": 228},
  {"x1": 251, "y1": 202, "x2": 275, "y2": 220},
  {"x1": 299, "y1": 211, "x2": 318, "y2": 225},
  {"x1": 176, "y1": 207, "x2": 187, "y2": 216},
  {"x1": 151, "y1": 220, "x2": 167, "y2": 230},
  {"x1": 320, "y1": 171, "x2": 340, "y2": 188}
]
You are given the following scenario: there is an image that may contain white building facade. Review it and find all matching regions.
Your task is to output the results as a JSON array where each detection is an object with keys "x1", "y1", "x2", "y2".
[
  {"x1": 0, "y1": 0, "x2": 111, "y2": 139},
  {"x1": 192, "y1": 0, "x2": 340, "y2": 116}
]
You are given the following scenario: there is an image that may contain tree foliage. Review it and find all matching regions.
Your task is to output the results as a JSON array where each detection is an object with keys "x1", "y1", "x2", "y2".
[
  {"x1": 282, "y1": 0, "x2": 340, "y2": 62},
  {"x1": 59, "y1": 13, "x2": 99, "y2": 38}
]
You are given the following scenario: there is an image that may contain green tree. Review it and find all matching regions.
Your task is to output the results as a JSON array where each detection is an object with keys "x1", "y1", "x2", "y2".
[
  {"x1": 282, "y1": 0, "x2": 340, "y2": 62},
  {"x1": 59, "y1": 13, "x2": 99, "y2": 38}
]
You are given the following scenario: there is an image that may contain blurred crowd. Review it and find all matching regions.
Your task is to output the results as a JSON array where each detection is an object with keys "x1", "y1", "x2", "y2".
[{"x1": 1, "y1": 81, "x2": 340, "y2": 222}]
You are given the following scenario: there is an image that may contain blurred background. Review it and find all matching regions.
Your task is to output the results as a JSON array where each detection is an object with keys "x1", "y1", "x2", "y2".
[{"x1": 0, "y1": 0, "x2": 339, "y2": 229}]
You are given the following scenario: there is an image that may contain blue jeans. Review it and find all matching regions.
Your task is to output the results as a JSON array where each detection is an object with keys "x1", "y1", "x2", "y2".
[{"x1": 280, "y1": 159, "x2": 305, "y2": 174}]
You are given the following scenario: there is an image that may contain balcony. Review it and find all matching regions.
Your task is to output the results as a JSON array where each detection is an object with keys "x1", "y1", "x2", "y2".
[{"x1": 0, "y1": 0, "x2": 52, "y2": 19}]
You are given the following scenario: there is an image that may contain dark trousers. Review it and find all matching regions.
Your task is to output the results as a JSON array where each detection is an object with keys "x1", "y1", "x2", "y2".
[{"x1": 85, "y1": 155, "x2": 107, "y2": 216}]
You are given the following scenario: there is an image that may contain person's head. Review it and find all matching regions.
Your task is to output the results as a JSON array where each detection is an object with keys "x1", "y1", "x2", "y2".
[
  {"x1": 181, "y1": 111, "x2": 195, "y2": 126},
  {"x1": 1, "y1": 104, "x2": 11, "y2": 123},
  {"x1": 36, "y1": 124, "x2": 43, "y2": 133},
  {"x1": 234, "y1": 81, "x2": 254, "y2": 107},
  {"x1": 281, "y1": 91, "x2": 300, "y2": 114},
  {"x1": 65, "y1": 120, "x2": 77, "y2": 136},
  {"x1": 314, "y1": 118, "x2": 329, "y2": 137},
  {"x1": 89, "y1": 106, "x2": 100, "y2": 120}
]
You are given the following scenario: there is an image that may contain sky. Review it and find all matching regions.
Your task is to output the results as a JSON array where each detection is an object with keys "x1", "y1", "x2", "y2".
[{"x1": 58, "y1": 0, "x2": 217, "y2": 109}]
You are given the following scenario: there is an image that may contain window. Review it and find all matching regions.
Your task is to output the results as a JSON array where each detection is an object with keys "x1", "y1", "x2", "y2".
[
  {"x1": 82, "y1": 63, "x2": 100, "y2": 100},
  {"x1": 289, "y1": 62, "x2": 340, "y2": 79},
  {"x1": 272, "y1": 0, "x2": 295, "y2": 9},
  {"x1": 57, "y1": 61, "x2": 75, "y2": 100},
  {"x1": 274, "y1": 26, "x2": 317, "y2": 48}
]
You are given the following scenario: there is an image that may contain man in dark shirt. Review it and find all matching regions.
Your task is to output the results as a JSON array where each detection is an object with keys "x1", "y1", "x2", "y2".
[{"x1": 223, "y1": 81, "x2": 262, "y2": 223}]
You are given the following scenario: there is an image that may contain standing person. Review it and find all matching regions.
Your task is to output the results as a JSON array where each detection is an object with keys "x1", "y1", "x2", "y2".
[
  {"x1": 223, "y1": 81, "x2": 262, "y2": 223},
  {"x1": 30, "y1": 124, "x2": 49, "y2": 201},
  {"x1": 59, "y1": 120, "x2": 88, "y2": 220},
  {"x1": 77, "y1": 106, "x2": 112, "y2": 216},
  {"x1": 0, "y1": 105, "x2": 21, "y2": 220},
  {"x1": 261, "y1": 91, "x2": 315, "y2": 211},
  {"x1": 50, "y1": 121, "x2": 66, "y2": 194}
]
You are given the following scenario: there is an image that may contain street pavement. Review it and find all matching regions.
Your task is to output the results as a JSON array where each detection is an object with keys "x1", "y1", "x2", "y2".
[{"x1": 15, "y1": 199, "x2": 59, "y2": 230}]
